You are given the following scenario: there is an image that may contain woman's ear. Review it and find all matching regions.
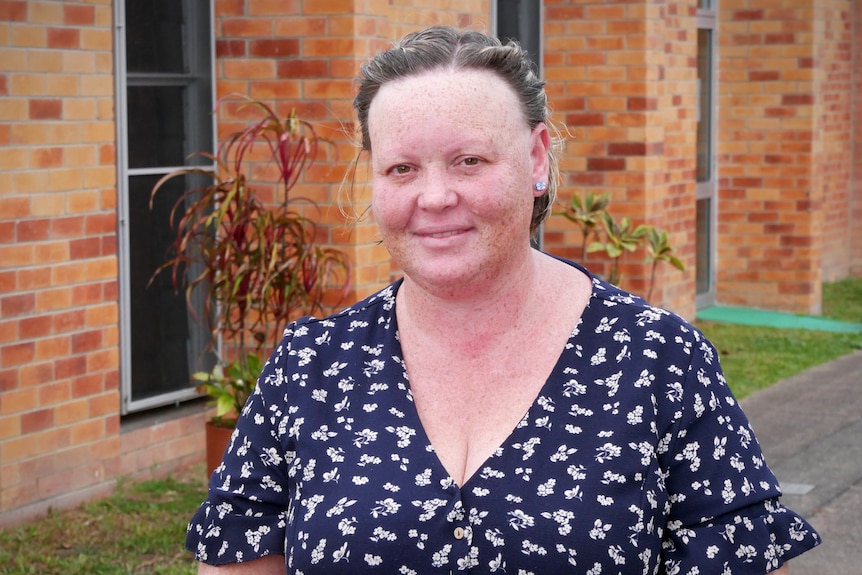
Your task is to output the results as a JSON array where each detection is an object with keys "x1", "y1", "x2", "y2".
[{"x1": 530, "y1": 123, "x2": 551, "y2": 197}]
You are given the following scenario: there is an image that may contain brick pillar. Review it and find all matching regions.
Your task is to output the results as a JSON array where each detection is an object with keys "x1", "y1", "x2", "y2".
[
  {"x1": 717, "y1": 1, "x2": 858, "y2": 313},
  {"x1": 815, "y1": 0, "x2": 854, "y2": 283},
  {"x1": 542, "y1": 0, "x2": 698, "y2": 319}
]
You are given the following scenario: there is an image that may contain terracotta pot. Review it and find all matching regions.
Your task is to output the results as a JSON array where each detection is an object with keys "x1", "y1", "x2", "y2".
[{"x1": 205, "y1": 420, "x2": 236, "y2": 477}]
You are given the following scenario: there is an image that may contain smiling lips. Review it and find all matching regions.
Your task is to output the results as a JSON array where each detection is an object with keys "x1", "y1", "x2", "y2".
[{"x1": 414, "y1": 227, "x2": 471, "y2": 241}]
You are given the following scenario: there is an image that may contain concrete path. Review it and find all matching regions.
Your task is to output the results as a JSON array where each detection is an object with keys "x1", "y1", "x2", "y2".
[{"x1": 741, "y1": 349, "x2": 862, "y2": 574}]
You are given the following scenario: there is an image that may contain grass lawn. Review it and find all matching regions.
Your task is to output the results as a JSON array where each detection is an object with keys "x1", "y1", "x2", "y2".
[
  {"x1": 696, "y1": 277, "x2": 862, "y2": 399},
  {"x1": 0, "y1": 470, "x2": 205, "y2": 575},
  {"x1": 1, "y1": 276, "x2": 860, "y2": 573}
]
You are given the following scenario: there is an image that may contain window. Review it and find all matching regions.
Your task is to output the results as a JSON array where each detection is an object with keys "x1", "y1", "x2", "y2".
[
  {"x1": 696, "y1": 5, "x2": 717, "y2": 308},
  {"x1": 496, "y1": 0, "x2": 542, "y2": 69},
  {"x1": 115, "y1": 0, "x2": 215, "y2": 414},
  {"x1": 496, "y1": 0, "x2": 543, "y2": 248}
]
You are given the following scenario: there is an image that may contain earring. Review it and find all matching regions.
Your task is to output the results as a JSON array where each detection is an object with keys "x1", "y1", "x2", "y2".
[{"x1": 534, "y1": 182, "x2": 547, "y2": 192}]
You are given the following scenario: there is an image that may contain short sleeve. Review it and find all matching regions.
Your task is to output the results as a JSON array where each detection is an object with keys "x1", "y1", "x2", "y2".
[
  {"x1": 185, "y1": 336, "x2": 294, "y2": 565},
  {"x1": 660, "y1": 334, "x2": 821, "y2": 573}
]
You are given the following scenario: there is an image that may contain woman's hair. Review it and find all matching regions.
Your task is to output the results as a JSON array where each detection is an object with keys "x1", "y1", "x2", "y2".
[{"x1": 354, "y1": 25, "x2": 560, "y2": 235}]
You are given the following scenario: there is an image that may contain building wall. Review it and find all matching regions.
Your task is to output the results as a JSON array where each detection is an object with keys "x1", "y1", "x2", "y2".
[
  {"x1": 816, "y1": 0, "x2": 855, "y2": 283},
  {"x1": 1, "y1": 0, "x2": 860, "y2": 528},
  {"x1": 541, "y1": 0, "x2": 699, "y2": 320},
  {"x1": 0, "y1": 0, "x2": 491, "y2": 528},
  {"x1": 717, "y1": 0, "x2": 860, "y2": 313},
  {"x1": 0, "y1": 0, "x2": 130, "y2": 526}
]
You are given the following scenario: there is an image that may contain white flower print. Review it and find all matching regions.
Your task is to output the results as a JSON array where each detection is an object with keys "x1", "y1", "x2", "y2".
[
  {"x1": 507, "y1": 509, "x2": 535, "y2": 531},
  {"x1": 244, "y1": 525, "x2": 271, "y2": 552},
  {"x1": 186, "y1": 272, "x2": 819, "y2": 573},
  {"x1": 595, "y1": 442, "x2": 622, "y2": 463},
  {"x1": 590, "y1": 347, "x2": 607, "y2": 366},
  {"x1": 589, "y1": 519, "x2": 611, "y2": 540}
]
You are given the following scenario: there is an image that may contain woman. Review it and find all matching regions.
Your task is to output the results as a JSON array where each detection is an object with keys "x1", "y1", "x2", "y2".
[{"x1": 187, "y1": 26, "x2": 819, "y2": 574}]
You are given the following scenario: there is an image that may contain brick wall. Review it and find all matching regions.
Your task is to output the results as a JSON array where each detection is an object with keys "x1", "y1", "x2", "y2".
[
  {"x1": 2, "y1": 0, "x2": 858, "y2": 530},
  {"x1": 717, "y1": 0, "x2": 861, "y2": 313},
  {"x1": 0, "y1": 0, "x2": 128, "y2": 525},
  {"x1": 0, "y1": 0, "x2": 491, "y2": 527},
  {"x1": 542, "y1": 0, "x2": 698, "y2": 320}
]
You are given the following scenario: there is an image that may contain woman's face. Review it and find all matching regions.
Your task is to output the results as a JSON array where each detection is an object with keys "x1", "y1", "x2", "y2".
[{"x1": 368, "y1": 68, "x2": 549, "y2": 295}]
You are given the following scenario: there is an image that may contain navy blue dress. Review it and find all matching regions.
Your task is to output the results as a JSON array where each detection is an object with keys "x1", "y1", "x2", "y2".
[{"x1": 186, "y1": 262, "x2": 820, "y2": 573}]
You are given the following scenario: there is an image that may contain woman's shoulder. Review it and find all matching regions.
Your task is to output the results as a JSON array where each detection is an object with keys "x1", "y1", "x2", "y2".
[
  {"x1": 577, "y1": 266, "x2": 707, "y2": 348},
  {"x1": 279, "y1": 280, "x2": 402, "y2": 352}
]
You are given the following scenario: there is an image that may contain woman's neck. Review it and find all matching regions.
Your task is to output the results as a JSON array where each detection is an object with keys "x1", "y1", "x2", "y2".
[{"x1": 396, "y1": 249, "x2": 544, "y2": 348}]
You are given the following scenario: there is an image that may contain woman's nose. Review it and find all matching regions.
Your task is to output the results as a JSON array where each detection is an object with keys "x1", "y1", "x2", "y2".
[{"x1": 416, "y1": 170, "x2": 457, "y2": 211}]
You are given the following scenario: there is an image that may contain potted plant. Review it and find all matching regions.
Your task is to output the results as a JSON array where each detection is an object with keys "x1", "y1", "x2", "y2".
[{"x1": 150, "y1": 95, "x2": 350, "y2": 472}]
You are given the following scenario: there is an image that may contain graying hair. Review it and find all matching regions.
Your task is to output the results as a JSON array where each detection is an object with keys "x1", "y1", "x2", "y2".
[{"x1": 354, "y1": 25, "x2": 559, "y2": 235}]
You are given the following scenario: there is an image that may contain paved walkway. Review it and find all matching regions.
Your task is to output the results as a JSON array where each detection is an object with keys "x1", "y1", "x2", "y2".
[{"x1": 740, "y1": 349, "x2": 862, "y2": 574}]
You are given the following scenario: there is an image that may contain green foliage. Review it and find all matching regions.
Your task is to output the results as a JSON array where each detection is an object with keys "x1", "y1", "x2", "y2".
[
  {"x1": 151, "y1": 95, "x2": 350, "y2": 359},
  {"x1": 644, "y1": 228, "x2": 685, "y2": 302},
  {"x1": 192, "y1": 352, "x2": 262, "y2": 424},
  {"x1": 150, "y1": 95, "x2": 351, "y2": 424},
  {"x1": 555, "y1": 192, "x2": 684, "y2": 299},
  {"x1": 0, "y1": 469, "x2": 207, "y2": 575},
  {"x1": 587, "y1": 212, "x2": 650, "y2": 286},
  {"x1": 555, "y1": 191, "x2": 610, "y2": 260}
]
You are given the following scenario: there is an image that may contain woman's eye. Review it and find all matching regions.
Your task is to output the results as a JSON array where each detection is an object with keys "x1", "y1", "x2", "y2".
[
  {"x1": 463, "y1": 157, "x2": 480, "y2": 166},
  {"x1": 391, "y1": 165, "x2": 411, "y2": 175}
]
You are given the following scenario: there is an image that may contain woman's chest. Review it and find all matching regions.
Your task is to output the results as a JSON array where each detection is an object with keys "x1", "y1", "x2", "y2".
[{"x1": 280, "y1": 363, "x2": 673, "y2": 574}]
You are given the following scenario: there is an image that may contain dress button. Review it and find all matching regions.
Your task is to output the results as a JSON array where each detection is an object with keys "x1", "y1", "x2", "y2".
[{"x1": 453, "y1": 526, "x2": 465, "y2": 540}]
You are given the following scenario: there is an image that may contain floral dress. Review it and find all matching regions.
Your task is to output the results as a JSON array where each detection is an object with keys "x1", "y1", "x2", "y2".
[{"x1": 186, "y1": 261, "x2": 820, "y2": 574}]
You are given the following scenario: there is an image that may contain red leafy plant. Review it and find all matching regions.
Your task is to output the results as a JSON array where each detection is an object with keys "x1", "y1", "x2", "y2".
[{"x1": 150, "y1": 95, "x2": 350, "y2": 424}]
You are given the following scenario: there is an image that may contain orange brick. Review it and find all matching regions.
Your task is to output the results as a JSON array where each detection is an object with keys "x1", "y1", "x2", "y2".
[
  {"x1": 38, "y1": 380, "x2": 70, "y2": 406},
  {"x1": 10, "y1": 23, "x2": 47, "y2": 48},
  {"x1": 0, "y1": 414, "x2": 21, "y2": 441},
  {"x1": 85, "y1": 302, "x2": 118, "y2": 326},
  {"x1": 64, "y1": 3, "x2": 96, "y2": 25},
  {"x1": 63, "y1": 144, "x2": 97, "y2": 167},
  {"x1": 0, "y1": 146, "x2": 28, "y2": 170},
  {"x1": 88, "y1": 391, "x2": 118, "y2": 418},
  {"x1": 84, "y1": 256, "x2": 117, "y2": 281},
  {"x1": 70, "y1": 418, "x2": 104, "y2": 445},
  {"x1": 96, "y1": 97, "x2": 113, "y2": 120},
  {"x1": 247, "y1": 0, "x2": 300, "y2": 15},
  {"x1": 45, "y1": 73, "x2": 79, "y2": 96},
  {"x1": 80, "y1": 28, "x2": 111, "y2": 51},
  {"x1": 222, "y1": 18, "x2": 274, "y2": 37},
  {"x1": 28, "y1": 50, "x2": 64, "y2": 73},
  {"x1": 223, "y1": 59, "x2": 276, "y2": 79},
  {"x1": 34, "y1": 334, "x2": 71, "y2": 360},
  {"x1": 87, "y1": 348, "x2": 118, "y2": 372},
  {"x1": 274, "y1": 16, "x2": 326, "y2": 36},
  {"x1": 62, "y1": 51, "x2": 96, "y2": 74},
  {"x1": 80, "y1": 76, "x2": 113, "y2": 97},
  {"x1": 34, "y1": 240, "x2": 70, "y2": 264},
  {"x1": 32, "y1": 146, "x2": 64, "y2": 168},
  {"x1": 66, "y1": 188, "x2": 99, "y2": 212},
  {"x1": 82, "y1": 165, "x2": 115, "y2": 188},
  {"x1": 34, "y1": 287, "x2": 71, "y2": 312}
]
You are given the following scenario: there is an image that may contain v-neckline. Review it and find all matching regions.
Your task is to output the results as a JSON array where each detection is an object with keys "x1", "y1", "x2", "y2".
[{"x1": 388, "y1": 280, "x2": 595, "y2": 489}]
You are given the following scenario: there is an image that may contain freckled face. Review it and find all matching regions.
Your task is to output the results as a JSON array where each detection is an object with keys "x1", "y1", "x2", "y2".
[{"x1": 368, "y1": 68, "x2": 549, "y2": 295}]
